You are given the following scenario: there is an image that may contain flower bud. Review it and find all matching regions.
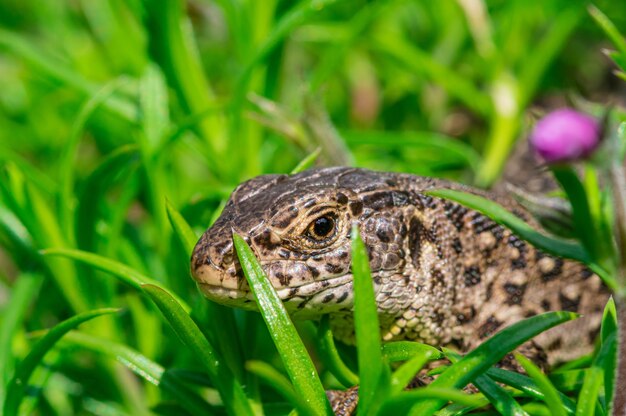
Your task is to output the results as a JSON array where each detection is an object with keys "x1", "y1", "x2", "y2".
[{"x1": 529, "y1": 109, "x2": 601, "y2": 163}]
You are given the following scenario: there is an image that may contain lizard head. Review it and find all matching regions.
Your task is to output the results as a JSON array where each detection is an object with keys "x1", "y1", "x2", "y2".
[{"x1": 191, "y1": 167, "x2": 418, "y2": 318}]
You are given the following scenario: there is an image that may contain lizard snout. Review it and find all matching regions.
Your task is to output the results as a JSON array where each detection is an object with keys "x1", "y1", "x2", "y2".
[{"x1": 191, "y1": 232, "x2": 243, "y2": 290}]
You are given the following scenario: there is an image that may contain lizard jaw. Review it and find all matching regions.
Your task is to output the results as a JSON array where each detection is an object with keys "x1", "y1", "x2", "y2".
[{"x1": 194, "y1": 266, "x2": 354, "y2": 314}]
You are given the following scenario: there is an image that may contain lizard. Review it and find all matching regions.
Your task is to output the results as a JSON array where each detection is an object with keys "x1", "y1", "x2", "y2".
[{"x1": 190, "y1": 166, "x2": 609, "y2": 413}]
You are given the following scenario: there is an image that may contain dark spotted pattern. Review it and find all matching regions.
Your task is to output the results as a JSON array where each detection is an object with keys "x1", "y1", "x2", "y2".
[
  {"x1": 559, "y1": 292, "x2": 581, "y2": 312},
  {"x1": 478, "y1": 316, "x2": 503, "y2": 339},
  {"x1": 507, "y1": 235, "x2": 528, "y2": 270},
  {"x1": 542, "y1": 258, "x2": 564, "y2": 281},
  {"x1": 444, "y1": 200, "x2": 469, "y2": 231},
  {"x1": 503, "y1": 282, "x2": 527, "y2": 305},
  {"x1": 464, "y1": 266, "x2": 481, "y2": 286}
]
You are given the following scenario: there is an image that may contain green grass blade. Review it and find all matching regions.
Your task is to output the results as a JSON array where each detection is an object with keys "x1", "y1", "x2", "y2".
[
  {"x1": 600, "y1": 298, "x2": 617, "y2": 412},
  {"x1": 575, "y1": 367, "x2": 603, "y2": 416},
  {"x1": 291, "y1": 147, "x2": 322, "y2": 174},
  {"x1": 317, "y1": 315, "x2": 359, "y2": 387},
  {"x1": 41, "y1": 248, "x2": 190, "y2": 312},
  {"x1": 232, "y1": 233, "x2": 332, "y2": 415},
  {"x1": 473, "y1": 375, "x2": 528, "y2": 416},
  {"x1": 576, "y1": 330, "x2": 617, "y2": 415},
  {"x1": 165, "y1": 199, "x2": 245, "y2": 381},
  {"x1": 409, "y1": 311, "x2": 578, "y2": 415},
  {"x1": 588, "y1": 5, "x2": 626, "y2": 56},
  {"x1": 139, "y1": 64, "x2": 170, "y2": 153},
  {"x1": 75, "y1": 144, "x2": 140, "y2": 250},
  {"x1": 144, "y1": 0, "x2": 224, "y2": 171},
  {"x1": 60, "y1": 331, "x2": 216, "y2": 415},
  {"x1": 59, "y1": 78, "x2": 129, "y2": 243},
  {"x1": 389, "y1": 351, "x2": 437, "y2": 395},
  {"x1": 165, "y1": 199, "x2": 199, "y2": 256},
  {"x1": 548, "y1": 369, "x2": 587, "y2": 392},
  {"x1": 141, "y1": 284, "x2": 253, "y2": 416},
  {"x1": 518, "y1": 7, "x2": 583, "y2": 108},
  {"x1": 342, "y1": 130, "x2": 481, "y2": 171},
  {"x1": 381, "y1": 341, "x2": 443, "y2": 363},
  {"x1": 0, "y1": 28, "x2": 137, "y2": 121},
  {"x1": 350, "y1": 224, "x2": 385, "y2": 415},
  {"x1": 234, "y1": 0, "x2": 338, "y2": 110},
  {"x1": 488, "y1": 367, "x2": 576, "y2": 412},
  {"x1": 425, "y1": 188, "x2": 591, "y2": 265},
  {"x1": 444, "y1": 348, "x2": 528, "y2": 416},
  {"x1": 64, "y1": 332, "x2": 163, "y2": 384},
  {"x1": 0, "y1": 272, "x2": 43, "y2": 406},
  {"x1": 21, "y1": 176, "x2": 87, "y2": 313},
  {"x1": 3, "y1": 308, "x2": 120, "y2": 416},
  {"x1": 373, "y1": 36, "x2": 492, "y2": 116},
  {"x1": 379, "y1": 388, "x2": 485, "y2": 415},
  {"x1": 515, "y1": 353, "x2": 565, "y2": 416},
  {"x1": 246, "y1": 360, "x2": 317, "y2": 416},
  {"x1": 551, "y1": 167, "x2": 600, "y2": 263}
]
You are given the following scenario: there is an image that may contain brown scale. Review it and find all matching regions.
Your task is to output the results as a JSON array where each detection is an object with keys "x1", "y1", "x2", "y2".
[{"x1": 190, "y1": 167, "x2": 610, "y2": 415}]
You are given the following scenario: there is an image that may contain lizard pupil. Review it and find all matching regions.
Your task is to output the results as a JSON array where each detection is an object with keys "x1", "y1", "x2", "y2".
[{"x1": 312, "y1": 216, "x2": 334, "y2": 238}]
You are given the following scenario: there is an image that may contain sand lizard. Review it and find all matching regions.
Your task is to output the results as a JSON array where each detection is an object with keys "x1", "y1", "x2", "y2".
[{"x1": 190, "y1": 167, "x2": 608, "y2": 412}]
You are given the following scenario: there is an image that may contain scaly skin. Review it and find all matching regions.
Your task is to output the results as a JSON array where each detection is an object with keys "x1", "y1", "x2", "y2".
[{"x1": 191, "y1": 167, "x2": 608, "y2": 412}]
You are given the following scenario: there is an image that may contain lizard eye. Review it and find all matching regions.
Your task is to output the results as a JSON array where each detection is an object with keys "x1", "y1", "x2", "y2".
[{"x1": 305, "y1": 214, "x2": 337, "y2": 242}]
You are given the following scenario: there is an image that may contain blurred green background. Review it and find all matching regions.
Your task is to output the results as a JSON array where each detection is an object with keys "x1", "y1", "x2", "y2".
[{"x1": 1, "y1": 0, "x2": 625, "y2": 414}]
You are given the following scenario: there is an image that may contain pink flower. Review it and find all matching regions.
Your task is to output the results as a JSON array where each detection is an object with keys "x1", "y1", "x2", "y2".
[{"x1": 529, "y1": 109, "x2": 601, "y2": 163}]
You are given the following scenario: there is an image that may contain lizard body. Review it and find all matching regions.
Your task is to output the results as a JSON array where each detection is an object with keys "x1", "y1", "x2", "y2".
[{"x1": 191, "y1": 167, "x2": 608, "y2": 402}]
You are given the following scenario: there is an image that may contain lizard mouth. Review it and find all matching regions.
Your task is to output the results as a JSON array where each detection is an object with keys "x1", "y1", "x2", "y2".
[{"x1": 194, "y1": 265, "x2": 353, "y2": 307}]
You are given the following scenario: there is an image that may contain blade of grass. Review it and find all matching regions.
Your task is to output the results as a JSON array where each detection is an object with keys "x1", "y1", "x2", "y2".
[
  {"x1": 444, "y1": 348, "x2": 528, "y2": 416},
  {"x1": 488, "y1": 367, "x2": 576, "y2": 412},
  {"x1": 600, "y1": 298, "x2": 617, "y2": 413},
  {"x1": 246, "y1": 360, "x2": 317, "y2": 416},
  {"x1": 588, "y1": 5, "x2": 626, "y2": 56},
  {"x1": 373, "y1": 35, "x2": 492, "y2": 116},
  {"x1": 60, "y1": 331, "x2": 216, "y2": 415},
  {"x1": 408, "y1": 311, "x2": 578, "y2": 415},
  {"x1": 342, "y1": 131, "x2": 481, "y2": 171},
  {"x1": 141, "y1": 284, "x2": 253, "y2": 416},
  {"x1": 317, "y1": 315, "x2": 359, "y2": 387},
  {"x1": 233, "y1": 233, "x2": 332, "y2": 415},
  {"x1": 382, "y1": 341, "x2": 443, "y2": 363},
  {"x1": 165, "y1": 200, "x2": 244, "y2": 380},
  {"x1": 144, "y1": 0, "x2": 225, "y2": 173},
  {"x1": 291, "y1": 147, "x2": 322, "y2": 174},
  {"x1": 20, "y1": 172, "x2": 87, "y2": 312},
  {"x1": 59, "y1": 78, "x2": 129, "y2": 244},
  {"x1": 75, "y1": 145, "x2": 140, "y2": 251},
  {"x1": 515, "y1": 353, "x2": 565, "y2": 416},
  {"x1": 517, "y1": 6, "x2": 583, "y2": 108},
  {"x1": 379, "y1": 388, "x2": 485, "y2": 415},
  {"x1": 139, "y1": 64, "x2": 170, "y2": 154},
  {"x1": 474, "y1": 375, "x2": 528, "y2": 416},
  {"x1": 0, "y1": 28, "x2": 138, "y2": 122},
  {"x1": 0, "y1": 272, "x2": 44, "y2": 406},
  {"x1": 350, "y1": 224, "x2": 385, "y2": 415},
  {"x1": 165, "y1": 199, "x2": 199, "y2": 255},
  {"x1": 234, "y1": 0, "x2": 338, "y2": 111},
  {"x1": 3, "y1": 308, "x2": 120, "y2": 416},
  {"x1": 425, "y1": 189, "x2": 595, "y2": 270},
  {"x1": 548, "y1": 369, "x2": 587, "y2": 392},
  {"x1": 41, "y1": 248, "x2": 190, "y2": 312},
  {"x1": 551, "y1": 167, "x2": 600, "y2": 264},
  {"x1": 576, "y1": 331, "x2": 617, "y2": 415},
  {"x1": 388, "y1": 350, "x2": 438, "y2": 395}
]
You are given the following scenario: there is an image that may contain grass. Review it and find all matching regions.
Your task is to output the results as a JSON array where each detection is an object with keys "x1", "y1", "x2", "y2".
[{"x1": 1, "y1": 0, "x2": 626, "y2": 414}]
